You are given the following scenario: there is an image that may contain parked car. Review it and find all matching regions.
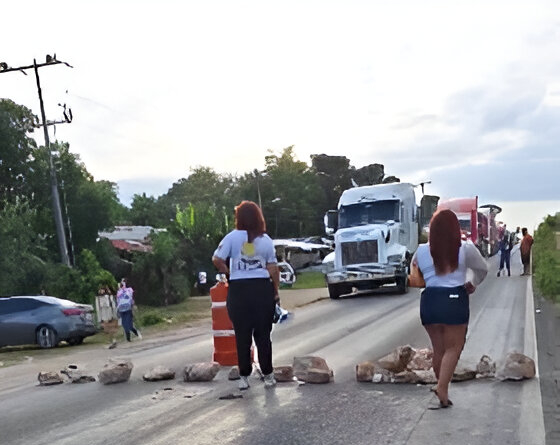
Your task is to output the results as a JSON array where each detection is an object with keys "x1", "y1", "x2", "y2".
[{"x1": 0, "y1": 296, "x2": 97, "y2": 348}]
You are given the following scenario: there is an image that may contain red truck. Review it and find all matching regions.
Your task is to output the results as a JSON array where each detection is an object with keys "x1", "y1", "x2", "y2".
[{"x1": 437, "y1": 197, "x2": 502, "y2": 257}]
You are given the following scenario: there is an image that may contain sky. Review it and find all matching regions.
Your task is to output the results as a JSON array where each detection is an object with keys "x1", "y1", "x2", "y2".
[{"x1": 1, "y1": 0, "x2": 559, "y2": 231}]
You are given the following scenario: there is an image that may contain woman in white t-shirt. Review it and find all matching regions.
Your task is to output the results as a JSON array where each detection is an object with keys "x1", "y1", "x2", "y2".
[
  {"x1": 412, "y1": 209, "x2": 487, "y2": 409},
  {"x1": 212, "y1": 201, "x2": 280, "y2": 390}
]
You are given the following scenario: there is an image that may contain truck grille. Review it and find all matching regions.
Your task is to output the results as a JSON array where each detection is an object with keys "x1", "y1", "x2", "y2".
[{"x1": 341, "y1": 240, "x2": 378, "y2": 266}]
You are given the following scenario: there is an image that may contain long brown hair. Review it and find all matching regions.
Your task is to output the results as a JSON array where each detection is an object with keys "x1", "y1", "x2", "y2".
[
  {"x1": 235, "y1": 200, "x2": 267, "y2": 242},
  {"x1": 429, "y1": 209, "x2": 461, "y2": 275}
]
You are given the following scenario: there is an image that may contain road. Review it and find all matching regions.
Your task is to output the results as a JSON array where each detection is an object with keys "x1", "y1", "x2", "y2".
[{"x1": 0, "y1": 255, "x2": 546, "y2": 445}]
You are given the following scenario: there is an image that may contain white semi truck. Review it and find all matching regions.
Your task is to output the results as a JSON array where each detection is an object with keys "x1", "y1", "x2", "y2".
[{"x1": 323, "y1": 182, "x2": 422, "y2": 299}]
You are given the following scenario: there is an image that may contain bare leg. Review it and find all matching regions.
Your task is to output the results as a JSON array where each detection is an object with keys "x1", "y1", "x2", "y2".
[
  {"x1": 424, "y1": 324, "x2": 445, "y2": 379},
  {"x1": 436, "y1": 324, "x2": 467, "y2": 404}
]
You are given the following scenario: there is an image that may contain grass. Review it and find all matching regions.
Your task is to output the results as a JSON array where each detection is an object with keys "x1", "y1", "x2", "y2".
[{"x1": 289, "y1": 271, "x2": 327, "y2": 290}]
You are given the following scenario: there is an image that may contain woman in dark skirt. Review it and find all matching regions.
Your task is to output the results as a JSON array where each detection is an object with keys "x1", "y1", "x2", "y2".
[{"x1": 411, "y1": 209, "x2": 488, "y2": 408}]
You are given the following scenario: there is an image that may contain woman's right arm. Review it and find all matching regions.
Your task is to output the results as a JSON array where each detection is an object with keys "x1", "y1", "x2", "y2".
[{"x1": 465, "y1": 242, "x2": 488, "y2": 287}]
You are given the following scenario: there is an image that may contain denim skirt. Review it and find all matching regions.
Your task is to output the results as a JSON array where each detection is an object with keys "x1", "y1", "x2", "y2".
[{"x1": 420, "y1": 285, "x2": 469, "y2": 325}]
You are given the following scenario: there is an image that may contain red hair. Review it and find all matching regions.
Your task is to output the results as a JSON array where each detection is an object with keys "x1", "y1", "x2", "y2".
[
  {"x1": 235, "y1": 200, "x2": 267, "y2": 242},
  {"x1": 429, "y1": 209, "x2": 461, "y2": 275}
]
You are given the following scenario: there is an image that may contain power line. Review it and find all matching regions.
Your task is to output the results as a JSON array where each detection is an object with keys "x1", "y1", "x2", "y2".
[{"x1": 0, "y1": 54, "x2": 74, "y2": 266}]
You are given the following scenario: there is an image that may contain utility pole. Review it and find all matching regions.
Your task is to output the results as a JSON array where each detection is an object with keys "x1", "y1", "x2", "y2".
[{"x1": 0, "y1": 55, "x2": 74, "y2": 266}]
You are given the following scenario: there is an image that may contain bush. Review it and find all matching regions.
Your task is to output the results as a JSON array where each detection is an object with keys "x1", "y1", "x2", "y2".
[
  {"x1": 533, "y1": 214, "x2": 560, "y2": 302},
  {"x1": 139, "y1": 312, "x2": 165, "y2": 326}
]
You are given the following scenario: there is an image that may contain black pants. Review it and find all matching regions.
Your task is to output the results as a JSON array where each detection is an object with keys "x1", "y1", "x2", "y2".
[{"x1": 227, "y1": 278, "x2": 275, "y2": 376}]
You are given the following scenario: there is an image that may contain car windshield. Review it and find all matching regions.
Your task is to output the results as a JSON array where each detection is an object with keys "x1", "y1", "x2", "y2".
[{"x1": 338, "y1": 200, "x2": 400, "y2": 228}]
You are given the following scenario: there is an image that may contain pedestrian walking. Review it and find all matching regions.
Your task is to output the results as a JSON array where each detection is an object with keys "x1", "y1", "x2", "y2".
[
  {"x1": 520, "y1": 227, "x2": 534, "y2": 276},
  {"x1": 497, "y1": 225, "x2": 516, "y2": 277},
  {"x1": 116, "y1": 279, "x2": 141, "y2": 342},
  {"x1": 411, "y1": 209, "x2": 488, "y2": 409},
  {"x1": 212, "y1": 200, "x2": 280, "y2": 390}
]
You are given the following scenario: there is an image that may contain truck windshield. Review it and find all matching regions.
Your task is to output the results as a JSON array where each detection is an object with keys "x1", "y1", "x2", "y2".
[{"x1": 338, "y1": 200, "x2": 400, "y2": 228}]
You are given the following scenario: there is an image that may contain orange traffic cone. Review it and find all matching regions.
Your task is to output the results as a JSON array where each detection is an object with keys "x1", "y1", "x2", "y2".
[{"x1": 210, "y1": 280, "x2": 238, "y2": 365}]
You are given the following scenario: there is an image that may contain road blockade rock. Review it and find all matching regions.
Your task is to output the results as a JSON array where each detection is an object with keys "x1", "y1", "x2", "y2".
[
  {"x1": 411, "y1": 369, "x2": 437, "y2": 384},
  {"x1": 476, "y1": 355, "x2": 496, "y2": 379},
  {"x1": 293, "y1": 356, "x2": 333, "y2": 383},
  {"x1": 38, "y1": 371, "x2": 64, "y2": 386},
  {"x1": 496, "y1": 352, "x2": 536, "y2": 381},
  {"x1": 407, "y1": 348, "x2": 433, "y2": 371},
  {"x1": 393, "y1": 371, "x2": 421, "y2": 384},
  {"x1": 228, "y1": 366, "x2": 240, "y2": 380},
  {"x1": 183, "y1": 362, "x2": 220, "y2": 382},
  {"x1": 143, "y1": 366, "x2": 175, "y2": 382},
  {"x1": 377, "y1": 345, "x2": 414, "y2": 373},
  {"x1": 372, "y1": 368, "x2": 394, "y2": 383},
  {"x1": 356, "y1": 361, "x2": 375, "y2": 382},
  {"x1": 61, "y1": 364, "x2": 96, "y2": 383},
  {"x1": 452, "y1": 364, "x2": 476, "y2": 382},
  {"x1": 98, "y1": 358, "x2": 133, "y2": 384},
  {"x1": 273, "y1": 365, "x2": 294, "y2": 382}
]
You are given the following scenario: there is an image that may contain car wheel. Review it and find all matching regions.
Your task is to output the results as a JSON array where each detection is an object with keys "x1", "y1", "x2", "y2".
[
  {"x1": 67, "y1": 337, "x2": 84, "y2": 346},
  {"x1": 36, "y1": 326, "x2": 58, "y2": 349}
]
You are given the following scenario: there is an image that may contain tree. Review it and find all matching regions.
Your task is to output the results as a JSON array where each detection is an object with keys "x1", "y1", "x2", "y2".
[
  {"x1": 0, "y1": 200, "x2": 47, "y2": 295},
  {"x1": 0, "y1": 99, "x2": 39, "y2": 205},
  {"x1": 130, "y1": 193, "x2": 160, "y2": 226},
  {"x1": 261, "y1": 147, "x2": 326, "y2": 237}
]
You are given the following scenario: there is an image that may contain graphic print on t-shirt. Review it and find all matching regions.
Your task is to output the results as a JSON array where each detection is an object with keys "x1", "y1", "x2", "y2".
[{"x1": 233, "y1": 242, "x2": 265, "y2": 271}]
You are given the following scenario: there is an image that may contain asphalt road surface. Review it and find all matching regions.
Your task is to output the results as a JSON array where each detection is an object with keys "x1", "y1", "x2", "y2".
[{"x1": 0, "y1": 255, "x2": 545, "y2": 445}]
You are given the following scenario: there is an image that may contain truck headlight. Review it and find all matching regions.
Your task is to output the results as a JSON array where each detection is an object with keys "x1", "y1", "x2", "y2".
[{"x1": 387, "y1": 254, "x2": 402, "y2": 263}]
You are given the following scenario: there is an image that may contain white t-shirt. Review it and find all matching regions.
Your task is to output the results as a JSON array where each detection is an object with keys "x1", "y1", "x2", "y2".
[
  {"x1": 213, "y1": 230, "x2": 277, "y2": 280},
  {"x1": 413, "y1": 241, "x2": 488, "y2": 287}
]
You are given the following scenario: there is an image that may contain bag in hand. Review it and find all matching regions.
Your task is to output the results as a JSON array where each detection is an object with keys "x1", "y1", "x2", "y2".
[{"x1": 408, "y1": 262, "x2": 425, "y2": 288}]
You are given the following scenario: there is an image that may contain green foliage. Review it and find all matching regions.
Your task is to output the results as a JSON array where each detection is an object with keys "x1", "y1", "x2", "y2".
[
  {"x1": 533, "y1": 213, "x2": 560, "y2": 302},
  {"x1": 0, "y1": 200, "x2": 47, "y2": 296},
  {"x1": 139, "y1": 312, "x2": 165, "y2": 327},
  {"x1": 129, "y1": 193, "x2": 162, "y2": 226},
  {"x1": 41, "y1": 249, "x2": 117, "y2": 304},
  {"x1": 0, "y1": 99, "x2": 38, "y2": 205}
]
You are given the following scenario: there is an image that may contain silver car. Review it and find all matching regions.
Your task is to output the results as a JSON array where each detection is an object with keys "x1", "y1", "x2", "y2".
[{"x1": 0, "y1": 296, "x2": 97, "y2": 348}]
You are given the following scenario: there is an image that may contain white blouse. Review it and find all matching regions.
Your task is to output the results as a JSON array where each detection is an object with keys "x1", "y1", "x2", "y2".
[{"x1": 413, "y1": 241, "x2": 488, "y2": 288}]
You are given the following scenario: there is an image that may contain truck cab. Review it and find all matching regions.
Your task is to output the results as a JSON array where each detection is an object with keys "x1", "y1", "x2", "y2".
[{"x1": 324, "y1": 182, "x2": 420, "y2": 299}]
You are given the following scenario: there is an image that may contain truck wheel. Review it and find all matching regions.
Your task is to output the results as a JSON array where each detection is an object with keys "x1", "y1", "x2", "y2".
[
  {"x1": 328, "y1": 283, "x2": 350, "y2": 299},
  {"x1": 396, "y1": 276, "x2": 408, "y2": 294}
]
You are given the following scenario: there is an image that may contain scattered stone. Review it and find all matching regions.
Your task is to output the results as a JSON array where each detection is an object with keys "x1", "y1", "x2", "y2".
[
  {"x1": 228, "y1": 366, "x2": 240, "y2": 380},
  {"x1": 452, "y1": 364, "x2": 476, "y2": 382},
  {"x1": 393, "y1": 371, "x2": 421, "y2": 384},
  {"x1": 372, "y1": 368, "x2": 394, "y2": 383},
  {"x1": 293, "y1": 356, "x2": 333, "y2": 383},
  {"x1": 183, "y1": 362, "x2": 220, "y2": 382},
  {"x1": 412, "y1": 369, "x2": 437, "y2": 384},
  {"x1": 98, "y1": 358, "x2": 133, "y2": 384},
  {"x1": 143, "y1": 366, "x2": 175, "y2": 382},
  {"x1": 60, "y1": 364, "x2": 96, "y2": 383},
  {"x1": 273, "y1": 365, "x2": 294, "y2": 382},
  {"x1": 476, "y1": 355, "x2": 496, "y2": 379},
  {"x1": 108, "y1": 339, "x2": 117, "y2": 349},
  {"x1": 496, "y1": 352, "x2": 536, "y2": 381},
  {"x1": 407, "y1": 348, "x2": 433, "y2": 371},
  {"x1": 356, "y1": 361, "x2": 375, "y2": 382},
  {"x1": 377, "y1": 345, "x2": 414, "y2": 373},
  {"x1": 38, "y1": 371, "x2": 64, "y2": 386}
]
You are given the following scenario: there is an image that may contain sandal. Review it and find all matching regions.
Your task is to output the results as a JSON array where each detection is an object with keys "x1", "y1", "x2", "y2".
[
  {"x1": 433, "y1": 389, "x2": 453, "y2": 407},
  {"x1": 428, "y1": 399, "x2": 451, "y2": 410}
]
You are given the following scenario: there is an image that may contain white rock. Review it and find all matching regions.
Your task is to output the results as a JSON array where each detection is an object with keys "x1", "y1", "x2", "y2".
[{"x1": 98, "y1": 358, "x2": 133, "y2": 384}]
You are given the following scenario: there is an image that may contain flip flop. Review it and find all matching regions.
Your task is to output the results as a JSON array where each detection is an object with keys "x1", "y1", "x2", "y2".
[
  {"x1": 432, "y1": 389, "x2": 453, "y2": 407},
  {"x1": 428, "y1": 400, "x2": 451, "y2": 410}
]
